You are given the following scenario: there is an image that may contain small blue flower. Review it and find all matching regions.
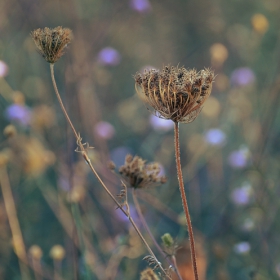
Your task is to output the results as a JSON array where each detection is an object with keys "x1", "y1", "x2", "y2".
[
  {"x1": 98, "y1": 47, "x2": 121, "y2": 66},
  {"x1": 5, "y1": 104, "x2": 31, "y2": 126},
  {"x1": 204, "y1": 128, "x2": 226, "y2": 146}
]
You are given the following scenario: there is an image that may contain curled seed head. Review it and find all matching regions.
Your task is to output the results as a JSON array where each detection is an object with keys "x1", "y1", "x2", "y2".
[
  {"x1": 134, "y1": 65, "x2": 215, "y2": 123},
  {"x1": 31, "y1": 26, "x2": 73, "y2": 63},
  {"x1": 117, "y1": 155, "x2": 167, "y2": 189}
]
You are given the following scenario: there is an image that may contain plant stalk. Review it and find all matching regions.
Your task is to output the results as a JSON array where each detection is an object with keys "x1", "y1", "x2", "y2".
[
  {"x1": 174, "y1": 121, "x2": 199, "y2": 280},
  {"x1": 50, "y1": 63, "x2": 168, "y2": 278}
]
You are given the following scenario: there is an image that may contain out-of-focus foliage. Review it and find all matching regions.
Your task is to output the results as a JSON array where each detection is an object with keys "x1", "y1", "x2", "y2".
[{"x1": 0, "y1": 0, "x2": 280, "y2": 279}]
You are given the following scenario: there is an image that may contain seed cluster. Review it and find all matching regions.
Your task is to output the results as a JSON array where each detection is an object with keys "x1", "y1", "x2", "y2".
[
  {"x1": 134, "y1": 65, "x2": 214, "y2": 123},
  {"x1": 31, "y1": 26, "x2": 72, "y2": 63},
  {"x1": 118, "y1": 155, "x2": 167, "y2": 189}
]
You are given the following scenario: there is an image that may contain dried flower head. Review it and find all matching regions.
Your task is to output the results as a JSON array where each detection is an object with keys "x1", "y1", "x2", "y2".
[
  {"x1": 140, "y1": 268, "x2": 160, "y2": 280},
  {"x1": 31, "y1": 26, "x2": 72, "y2": 63},
  {"x1": 118, "y1": 154, "x2": 167, "y2": 189},
  {"x1": 134, "y1": 65, "x2": 215, "y2": 123}
]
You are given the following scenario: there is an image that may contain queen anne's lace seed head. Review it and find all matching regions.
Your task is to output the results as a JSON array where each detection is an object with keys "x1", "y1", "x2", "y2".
[
  {"x1": 134, "y1": 65, "x2": 215, "y2": 123},
  {"x1": 118, "y1": 155, "x2": 167, "y2": 189},
  {"x1": 31, "y1": 27, "x2": 72, "y2": 63}
]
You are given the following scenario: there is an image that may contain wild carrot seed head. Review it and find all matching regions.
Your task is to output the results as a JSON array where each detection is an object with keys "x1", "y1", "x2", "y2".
[
  {"x1": 134, "y1": 65, "x2": 215, "y2": 123},
  {"x1": 31, "y1": 26, "x2": 72, "y2": 63},
  {"x1": 118, "y1": 154, "x2": 167, "y2": 189}
]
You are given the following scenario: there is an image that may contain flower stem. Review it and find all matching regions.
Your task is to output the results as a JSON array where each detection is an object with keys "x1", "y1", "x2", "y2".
[
  {"x1": 174, "y1": 122, "x2": 199, "y2": 280},
  {"x1": 49, "y1": 64, "x2": 168, "y2": 278}
]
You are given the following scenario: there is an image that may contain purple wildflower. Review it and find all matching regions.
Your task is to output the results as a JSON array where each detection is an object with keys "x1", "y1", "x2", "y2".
[
  {"x1": 130, "y1": 0, "x2": 151, "y2": 13},
  {"x1": 228, "y1": 146, "x2": 250, "y2": 169},
  {"x1": 98, "y1": 47, "x2": 121, "y2": 66},
  {"x1": 231, "y1": 182, "x2": 253, "y2": 206},
  {"x1": 5, "y1": 104, "x2": 31, "y2": 126},
  {"x1": 204, "y1": 128, "x2": 226, "y2": 146},
  {"x1": 95, "y1": 121, "x2": 115, "y2": 139},
  {"x1": 233, "y1": 242, "x2": 251, "y2": 254},
  {"x1": 231, "y1": 67, "x2": 255, "y2": 86}
]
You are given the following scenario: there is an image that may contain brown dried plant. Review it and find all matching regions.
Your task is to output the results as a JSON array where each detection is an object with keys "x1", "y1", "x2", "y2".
[
  {"x1": 31, "y1": 27, "x2": 72, "y2": 64},
  {"x1": 118, "y1": 154, "x2": 167, "y2": 189},
  {"x1": 134, "y1": 66, "x2": 214, "y2": 123},
  {"x1": 31, "y1": 27, "x2": 171, "y2": 279},
  {"x1": 134, "y1": 65, "x2": 215, "y2": 280}
]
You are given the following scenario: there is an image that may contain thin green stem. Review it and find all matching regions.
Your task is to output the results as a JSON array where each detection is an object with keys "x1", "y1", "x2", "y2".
[
  {"x1": 174, "y1": 122, "x2": 199, "y2": 280},
  {"x1": 49, "y1": 64, "x2": 168, "y2": 278}
]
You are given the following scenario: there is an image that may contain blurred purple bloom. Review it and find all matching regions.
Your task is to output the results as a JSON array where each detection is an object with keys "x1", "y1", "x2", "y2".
[
  {"x1": 228, "y1": 146, "x2": 250, "y2": 169},
  {"x1": 98, "y1": 47, "x2": 121, "y2": 66},
  {"x1": 130, "y1": 0, "x2": 151, "y2": 13},
  {"x1": 5, "y1": 104, "x2": 31, "y2": 126},
  {"x1": 231, "y1": 67, "x2": 255, "y2": 86},
  {"x1": 0, "y1": 60, "x2": 9, "y2": 77},
  {"x1": 231, "y1": 182, "x2": 252, "y2": 206},
  {"x1": 95, "y1": 121, "x2": 115, "y2": 139},
  {"x1": 233, "y1": 242, "x2": 250, "y2": 254},
  {"x1": 149, "y1": 114, "x2": 173, "y2": 131},
  {"x1": 204, "y1": 128, "x2": 226, "y2": 146}
]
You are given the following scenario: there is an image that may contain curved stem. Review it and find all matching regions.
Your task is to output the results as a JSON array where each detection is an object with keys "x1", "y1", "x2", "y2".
[
  {"x1": 132, "y1": 189, "x2": 183, "y2": 280},
  {"x1": 49, "y1": 64, "x2": 168, "y2": 278},
  {"x1": 174, "y1": 122, "x2": 199, "y2": 280},
  {"x1": 50, "y1": 64, "x2": 126, "y2": 216}
]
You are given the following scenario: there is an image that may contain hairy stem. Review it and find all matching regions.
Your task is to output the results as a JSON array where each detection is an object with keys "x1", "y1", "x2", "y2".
[
  {"x1": 50, "y1": 64, "x2": 168, "y2": 277},
  {"x1": 174, "y1": 122, "x2": 199, "y2": 280}
]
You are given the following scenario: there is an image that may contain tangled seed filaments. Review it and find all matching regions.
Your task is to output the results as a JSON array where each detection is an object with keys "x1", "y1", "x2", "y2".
[
  {"x1": 134, "y1": 65, "x2": 215, "y2": 123},
  {"x1": 118, "y1": 155, "x2": 167, "y2": 189},
  {"x1": 31, "y1": 27, "x2": 72, "y2": 63}
]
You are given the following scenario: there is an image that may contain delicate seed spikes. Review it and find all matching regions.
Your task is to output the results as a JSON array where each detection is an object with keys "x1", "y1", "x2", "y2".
[
  {"x1": 31, "y1": 26, "x2": 73, "y2": 63},
  {"x1": 117, "y1": 155, "x2": 167, "y2": 189},
  {"x1": 134, "y1": 65, "x2": 215, "y2": 123}
]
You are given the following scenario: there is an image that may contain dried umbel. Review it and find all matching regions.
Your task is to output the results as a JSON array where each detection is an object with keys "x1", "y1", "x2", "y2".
[
  {"x1": 117, "y1": 155, "x2": 167, "y2": 189},
  {"x1": 31, "y1": 26, "x2": 72, "y2": 63},
  {"x1": 134, "y1": 65, "x2": 215, "y2": 123}
]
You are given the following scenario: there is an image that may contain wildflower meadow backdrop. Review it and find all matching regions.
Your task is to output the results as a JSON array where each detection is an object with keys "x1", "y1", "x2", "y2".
[{"x1": 0, "y1": 0, "x2": 280, "y2": 279}]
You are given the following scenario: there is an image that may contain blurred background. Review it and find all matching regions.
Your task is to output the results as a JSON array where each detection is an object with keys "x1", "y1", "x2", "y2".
[{"x1": 0, "y1": 0, "x2": 280, "y2": 279}]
